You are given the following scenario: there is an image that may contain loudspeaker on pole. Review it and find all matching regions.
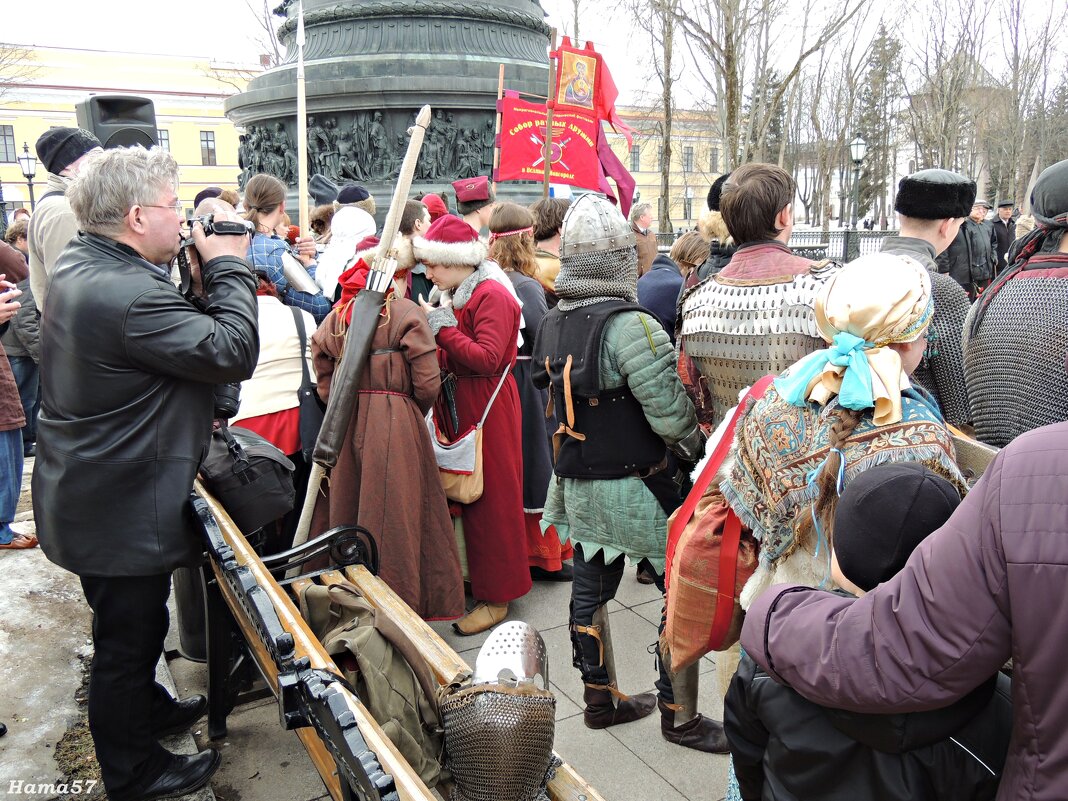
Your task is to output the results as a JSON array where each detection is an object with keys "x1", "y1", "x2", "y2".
[{"x1": 75, "y1": 95, "x2": 158, "y2": 149}]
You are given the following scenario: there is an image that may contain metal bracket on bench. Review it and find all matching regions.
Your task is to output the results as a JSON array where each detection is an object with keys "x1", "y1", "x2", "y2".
[{"x1": 260, "y1": 525, "x2": 381, "y2": 585}]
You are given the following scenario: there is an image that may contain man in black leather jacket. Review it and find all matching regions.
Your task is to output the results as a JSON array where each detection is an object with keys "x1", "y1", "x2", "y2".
[{"x1": 33, "y1": 146, "x2": 259, "y2": 801}]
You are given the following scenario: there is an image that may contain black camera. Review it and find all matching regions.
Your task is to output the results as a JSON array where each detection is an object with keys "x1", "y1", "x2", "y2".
[
  {"x1": 213, "y1": 382, "x2": 242, "y2": 419},
  {"x1": 176, "y1": 214, "x2": 255, "y2": 295}
]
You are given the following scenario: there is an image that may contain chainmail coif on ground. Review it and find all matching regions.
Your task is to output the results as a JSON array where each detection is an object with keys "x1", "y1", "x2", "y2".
[{"x1": 554, "y1": 244, "x2": 639, "y2": 311}]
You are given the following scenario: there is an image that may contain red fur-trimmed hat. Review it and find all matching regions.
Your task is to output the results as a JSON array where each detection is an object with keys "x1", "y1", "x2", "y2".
[{"x1": 412, "y1": 215, "x2": 487, "y2": 266}]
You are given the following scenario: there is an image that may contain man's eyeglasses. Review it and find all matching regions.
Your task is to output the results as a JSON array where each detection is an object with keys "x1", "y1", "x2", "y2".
[{"x1": 142, "y1": 202, "x2": 183, "y2": 212}]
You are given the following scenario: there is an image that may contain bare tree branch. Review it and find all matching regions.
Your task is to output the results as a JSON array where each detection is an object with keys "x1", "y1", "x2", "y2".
[{"x1": 0, "y1": 43, "x2": 39, "y2": 102}]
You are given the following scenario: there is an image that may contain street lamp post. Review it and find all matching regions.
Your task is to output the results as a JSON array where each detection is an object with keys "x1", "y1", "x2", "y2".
[
  {"x1": 0, "y1": 178, "x2": 7, "y2": 237},
  {"x1": 847, "y1": 135, "x2": 867, "y2": 260},
  {"x1": 18, "y1": 143, "x2": 38, "y2": 210}
]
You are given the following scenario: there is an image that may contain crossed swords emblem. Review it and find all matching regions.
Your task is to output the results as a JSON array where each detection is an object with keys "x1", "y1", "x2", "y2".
[{"x1": 530, "y1": 131, "x2": 573, "y2": 170}]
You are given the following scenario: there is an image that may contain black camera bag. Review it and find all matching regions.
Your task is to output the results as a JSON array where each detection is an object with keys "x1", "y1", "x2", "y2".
[{"x1": 200, "y1": 425, "x2": 296, "y2": 532}]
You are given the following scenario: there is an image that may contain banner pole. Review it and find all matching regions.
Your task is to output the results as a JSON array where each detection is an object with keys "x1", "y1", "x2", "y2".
[
  {"x1": 492, "y1": 64, "x2": 505, "y2": 194},
  {"x1": 543, "y1": 28, "x2": 558, "y2": 199},
  {"x1": 295, "y1": 1, "x2": 310, "y2": 233}
]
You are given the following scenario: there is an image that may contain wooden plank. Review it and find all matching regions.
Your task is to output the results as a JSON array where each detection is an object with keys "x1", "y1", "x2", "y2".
[
  {"x1": 195, "y1": 483, "x2": 437, "y2": 801},
  {"x1": 333, "y1": 566, "x2": 608, "y2": 801}
]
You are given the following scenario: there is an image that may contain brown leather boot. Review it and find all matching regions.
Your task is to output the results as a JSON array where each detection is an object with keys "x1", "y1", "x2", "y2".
[
  {"x1": 583, "y1": 684, "x2": 657, "y2": 729},
  {"x1": 659, "y1": 699, "x2": 730, "y2": 753}
]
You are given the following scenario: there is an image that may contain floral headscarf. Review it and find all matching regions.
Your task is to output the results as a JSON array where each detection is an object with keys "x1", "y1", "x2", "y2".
[{"x1": 775, "y1": 253, "x2": 933, "y2": 426}]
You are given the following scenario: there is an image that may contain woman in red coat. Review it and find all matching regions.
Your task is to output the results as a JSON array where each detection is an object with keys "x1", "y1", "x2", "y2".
[{"x1": 416, "y1": 215, "x2": 532, "y2": 634}]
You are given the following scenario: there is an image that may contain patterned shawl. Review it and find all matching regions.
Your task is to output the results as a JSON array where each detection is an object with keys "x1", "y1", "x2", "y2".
[{"x1": 720, "y1": 384, "x2": 966, "y2": 565}]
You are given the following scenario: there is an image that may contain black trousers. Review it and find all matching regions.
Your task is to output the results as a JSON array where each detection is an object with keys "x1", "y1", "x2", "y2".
[
  {"x1": 570, "y1": 544, "x2": 673, "y2": 703},
  {"x1": 80, "y1": 573, "x2": 177, "y2": 800}
]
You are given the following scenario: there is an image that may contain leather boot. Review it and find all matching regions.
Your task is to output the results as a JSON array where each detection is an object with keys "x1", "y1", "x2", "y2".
[
  {"x1": 452, "y1": 602, "x2": 508, "y2": 636},
  {"x1": 659, "y1": 699, "x2": 730, "y2": 753},
  {"x1": 583, "y1": 684, "x2": 657, "y2": 729}
]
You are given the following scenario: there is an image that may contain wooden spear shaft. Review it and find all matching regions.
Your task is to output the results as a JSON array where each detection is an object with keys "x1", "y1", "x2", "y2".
[
  {"x1": 295, "y1": 1, "x2": 310, "y2": 232},
  {"x1": 492, "y1": 64, "x2": 504, "y2": 195},
  {"x1": 543, "y1": 28, "x2": 558, "y2": 199}
]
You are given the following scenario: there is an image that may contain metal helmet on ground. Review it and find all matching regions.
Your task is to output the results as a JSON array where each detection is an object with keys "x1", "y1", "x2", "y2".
[
  {"x1": 556, "y1": 194, "x2": 638, "y2": 309},
  {"x1": 440, "y1": 622, "x2": 559, "y2": 801}
]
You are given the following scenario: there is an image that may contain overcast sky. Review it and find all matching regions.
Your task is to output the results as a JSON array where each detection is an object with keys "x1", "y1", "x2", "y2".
[
  {"x1": 8, "y1": 0, "x2": 666, "y2": 105},
  {"x1": 8, "y1": 0, "x2": 1065, "y2": 109}
]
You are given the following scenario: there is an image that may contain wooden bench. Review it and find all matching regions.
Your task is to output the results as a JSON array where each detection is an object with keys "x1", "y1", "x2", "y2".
[{"x1": 195, "y1": 481, "x2": 604, "y2": 801}]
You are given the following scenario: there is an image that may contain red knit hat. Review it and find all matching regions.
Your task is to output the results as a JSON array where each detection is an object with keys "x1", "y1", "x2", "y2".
[
  {"x1": 413, "y1": 215, "x2": 487, "y2": 266},
  {"x1": 421, "y1": 193, "x2": 448, "y2": 222}
]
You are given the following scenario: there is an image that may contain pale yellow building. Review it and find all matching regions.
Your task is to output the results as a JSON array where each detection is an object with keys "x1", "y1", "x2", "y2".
[
  {"x1": 0, "y1": 46, "x2": 261, "y2": 216},
  {"x1": 607, "y1": 106, "x2": 724, "y2": 231}
]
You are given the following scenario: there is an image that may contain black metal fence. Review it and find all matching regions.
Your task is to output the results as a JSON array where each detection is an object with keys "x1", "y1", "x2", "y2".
[{"x1": 657, "y1": 228, "x2": 900, "y2": 262}]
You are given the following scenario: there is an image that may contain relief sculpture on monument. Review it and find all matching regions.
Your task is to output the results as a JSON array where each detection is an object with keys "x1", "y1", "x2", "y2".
[{"x1": 239, "y1": 108, "x2": 497, "y2": 188}]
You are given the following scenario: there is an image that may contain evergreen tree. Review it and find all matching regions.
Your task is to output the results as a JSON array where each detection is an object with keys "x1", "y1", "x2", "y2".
[{"x1": 857, "y1": 25, "x2": 901, "y2": 227}]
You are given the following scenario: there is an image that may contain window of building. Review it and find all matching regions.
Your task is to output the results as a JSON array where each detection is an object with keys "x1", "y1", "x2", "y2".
[
  {"x1": 630, "y1": 144, "x2": 640, "y2": 173},
  {"x1": 200, "y1": 131, "x2": 217, "y2": 166},
  {"x1": 710, "y1": 147, "x2": 719, "y2": 173},
  {"x1": 684, "y1": 197, "x2": 693, "y2": 220},
  {"x1": 683, "y1": 146, "x2": 694, "y2": 173},
  {"x1": 0, "y1": 126, "x2": 15, "y2": 163},
  {"x1": 157, "y1": 130, "x2": 170, "y2": 152}
]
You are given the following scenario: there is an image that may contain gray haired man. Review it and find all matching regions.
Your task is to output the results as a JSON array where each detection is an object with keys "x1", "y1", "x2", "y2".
[
  {"x1": 629, "y1": 201, "x2": 657, "y2": 276},
  {"x1": 33, "y1": 146, "x2": 259, "y2": 801}
]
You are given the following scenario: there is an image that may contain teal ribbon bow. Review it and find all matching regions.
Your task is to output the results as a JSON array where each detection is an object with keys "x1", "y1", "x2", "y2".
[{"x1": 774, "y1": 331, "x2": 876, "y2": 411}]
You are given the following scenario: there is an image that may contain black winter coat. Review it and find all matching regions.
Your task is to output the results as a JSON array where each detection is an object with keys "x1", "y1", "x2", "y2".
[
  {"x1": 991, "y1": 217, "x2": 1016, "y2": 272},
  {"x1": 725, "y1": 652, "x2": 1012, "y2": 801},
  {"x1": 935, "y1": 219, "x2": 997, "y2": 289},
  {"x1": 34, "y1": 233, "x2": 258, "y2": 577}
]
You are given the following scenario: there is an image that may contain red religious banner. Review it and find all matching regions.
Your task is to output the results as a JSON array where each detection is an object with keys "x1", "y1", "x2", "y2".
[
  {"x1": 552, "y1": 37, "x2": 634, "y2": 148},
  {"x1": 494, "y1": 96, "x2": 600, "y2": 189}
]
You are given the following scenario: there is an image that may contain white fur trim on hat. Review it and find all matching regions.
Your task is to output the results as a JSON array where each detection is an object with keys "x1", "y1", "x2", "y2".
[
  {"x1": 354, "y1": 236, "x2": 416, "y2": 273},
  {"x1": 412, "y1": 235, "x2": 488, "y2": 267}
]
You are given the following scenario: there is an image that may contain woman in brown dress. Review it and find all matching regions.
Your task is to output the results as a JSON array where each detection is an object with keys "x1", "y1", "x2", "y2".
[{"x1": 311, "y1": 258, "x2": 464, "y2": 620}]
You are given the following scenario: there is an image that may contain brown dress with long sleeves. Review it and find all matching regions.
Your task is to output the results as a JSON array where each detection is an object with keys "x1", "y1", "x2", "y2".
[{"x1": 311, "y1": 297, "x2": 464, "y2": 620}]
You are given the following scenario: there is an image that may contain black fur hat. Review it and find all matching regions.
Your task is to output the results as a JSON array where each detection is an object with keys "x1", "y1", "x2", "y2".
[
  {"x1": 706, "y1": 172, "x2": 731, "y2": 211},
  {"x1": 895, "y1": 169, "x2": 976, "y2": 220}
]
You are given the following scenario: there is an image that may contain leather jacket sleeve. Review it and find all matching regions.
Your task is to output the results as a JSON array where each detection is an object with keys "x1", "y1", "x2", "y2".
[{"x1": 123, "y1": 255, "x2": 259, "y2": 384}]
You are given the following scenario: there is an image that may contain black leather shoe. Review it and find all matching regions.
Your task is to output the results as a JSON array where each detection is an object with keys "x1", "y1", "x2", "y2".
[
  {"x1": 530, "y1": 564, "x2": 574, "y2": 582},
  {"x1": 635, "y1": 565, "x2": 657, "y2": 585},
  {"x1": 0, "y1": 721, "x2": 7, "y2": 737},
  {"x1": 139, "y1": 749, "x2": 221, "y2": 801},
  {"x1": 152, "y1": 695, "x2": 208, "y2": 737}
]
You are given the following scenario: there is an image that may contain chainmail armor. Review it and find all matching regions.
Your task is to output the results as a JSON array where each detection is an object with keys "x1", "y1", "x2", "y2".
[
  {"x1": 554, "y1": 245, "x2": 638, "y2": 311},
  {"x1": 679, "y1": 265, "x2": 839, "y2": 424},
  {"x1": 440, "y1": 685, "x2": 559, "y2": 801},
  {"x1": 911, "y1": 271, "x2": 972, "y2": 427},
  {"x1": 963, "y1": 276, "x2": 1068, "y2": 447}
]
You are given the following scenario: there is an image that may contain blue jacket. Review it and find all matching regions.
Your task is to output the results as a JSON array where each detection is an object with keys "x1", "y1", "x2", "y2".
[{"x1": 636, "y1": 254, "x2": 683, "y2": 343}]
